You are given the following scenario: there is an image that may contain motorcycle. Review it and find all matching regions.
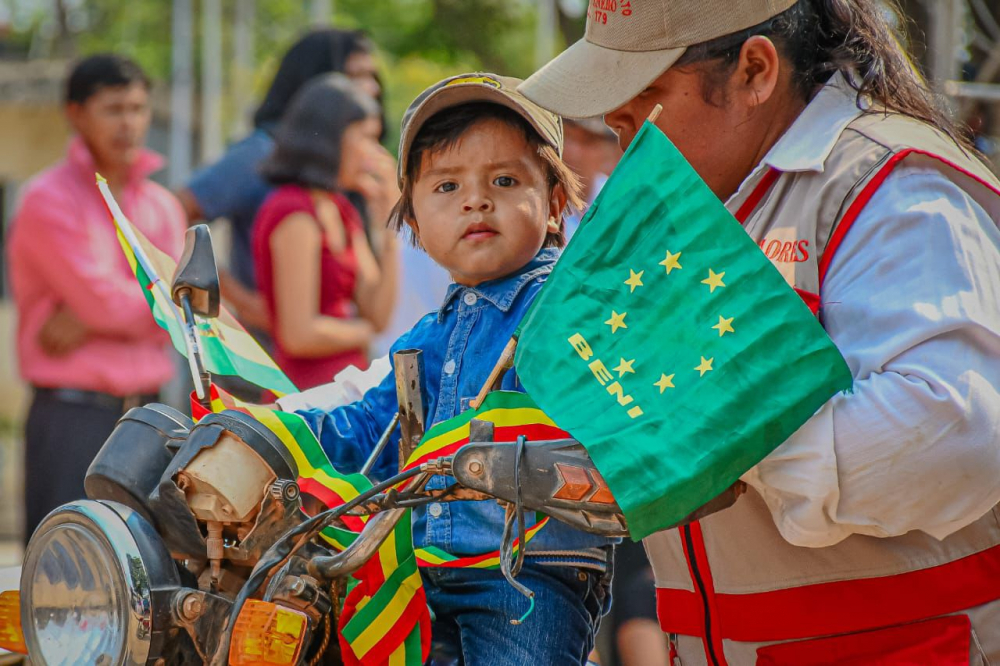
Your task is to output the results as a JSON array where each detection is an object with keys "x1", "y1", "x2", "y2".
[{"x1": 0, "y1": 227, "x2": 738, "y2": 665}]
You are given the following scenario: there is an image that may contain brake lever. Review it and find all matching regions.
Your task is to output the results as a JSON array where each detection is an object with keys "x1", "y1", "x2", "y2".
[{"x1": 452, "y1": 438, "x2": 629, "y2": 537}]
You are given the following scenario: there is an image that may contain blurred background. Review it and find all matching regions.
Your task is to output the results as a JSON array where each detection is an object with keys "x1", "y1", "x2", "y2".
[
  {"x1": 0, "y1": 0, "x2": 998, "y2": 660},
  {"x1": 0, "y1": 0, "x2": 596, "y2": 564}
]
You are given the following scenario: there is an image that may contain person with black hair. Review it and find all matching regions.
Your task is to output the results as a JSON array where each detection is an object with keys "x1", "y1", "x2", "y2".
[
  {"x1": 519, "y1": 0, "x2": 1000, "y2": 661},
  {"x1": 178, "y1": 28, "x2": 381, "y2": 332},
  {"x1": 252, "y1": 74, "x2": 398, "y2": 390},
  {"x1": 7, "y1": 53, "x2": 186, "y2": 542}
]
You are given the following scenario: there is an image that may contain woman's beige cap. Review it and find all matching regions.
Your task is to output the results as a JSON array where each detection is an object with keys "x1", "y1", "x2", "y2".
[{"x1": 519, "y1": 0, "x2": 798, "y2": 118}]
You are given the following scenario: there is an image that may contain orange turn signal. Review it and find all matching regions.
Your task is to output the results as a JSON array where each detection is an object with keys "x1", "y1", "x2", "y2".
[
  {"x1": 229, "y1": 599, "x2": 308, "y2": 666},
  {"x1": 0, "y1": 590, "x2": 26, "y2": 655}
]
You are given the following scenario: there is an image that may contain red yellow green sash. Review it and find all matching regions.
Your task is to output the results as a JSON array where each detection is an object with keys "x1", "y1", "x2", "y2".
[
  {"x1": 192, "y1": 386, "x2": 565, "y2": 663},
  {"x1": 192, "y1": 387, "x2": 428, "y2": 665}
]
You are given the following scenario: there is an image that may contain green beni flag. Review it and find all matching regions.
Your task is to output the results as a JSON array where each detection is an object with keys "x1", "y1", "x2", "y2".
[{"x1": 515, "y1": 122, "x2": 853, "y2": 539}]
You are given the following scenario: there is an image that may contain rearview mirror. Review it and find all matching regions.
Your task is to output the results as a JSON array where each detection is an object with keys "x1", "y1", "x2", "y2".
[{"x1": 172, "y1": 225, "x2": 220, "y2": 318}]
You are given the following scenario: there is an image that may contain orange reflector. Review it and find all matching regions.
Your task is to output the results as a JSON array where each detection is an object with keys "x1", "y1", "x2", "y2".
[
  {"x1": 553, "y1": 463, "x2": 592, "y2": 501},
  {"x1": 589, "y1": 469, "x2": 616, "y2": 505},
  {"x1": 229, "y1": 599, "x2": 308, "y2": 666},
  {"x1": 0, "y1": 590, "x2": 26, "y2": 655}
]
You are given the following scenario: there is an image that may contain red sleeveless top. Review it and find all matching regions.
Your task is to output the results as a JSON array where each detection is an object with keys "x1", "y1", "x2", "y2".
[{"x1": 252, "y1": 185, "x2": 368, "y2": 389}]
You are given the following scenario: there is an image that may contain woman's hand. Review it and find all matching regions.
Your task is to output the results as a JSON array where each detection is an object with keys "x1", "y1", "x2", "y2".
[{"x1": 356, "y1": 145, "x2": 401, "y2": 225}]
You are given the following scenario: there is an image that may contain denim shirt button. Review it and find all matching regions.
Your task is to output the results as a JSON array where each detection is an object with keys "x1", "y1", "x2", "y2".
[
  {"x1": 463, "y1": 292, "x2": 478, "y2": 306},
  {"x1": 428, "y1": 503, "x2": 443, "y2": 518},
  {"x1": 443, "y1": 359, "x2": 456, "y2": 375}
]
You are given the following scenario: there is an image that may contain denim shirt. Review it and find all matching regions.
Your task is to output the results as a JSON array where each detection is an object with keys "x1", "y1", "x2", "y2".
[{"x1": 297, "y1": 248, "x2": 615, "y2": 558}]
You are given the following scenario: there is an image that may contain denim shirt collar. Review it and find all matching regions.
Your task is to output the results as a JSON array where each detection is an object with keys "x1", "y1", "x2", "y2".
[{"x1": 438, "y1": 247, "x2": 559, "y2": 322}]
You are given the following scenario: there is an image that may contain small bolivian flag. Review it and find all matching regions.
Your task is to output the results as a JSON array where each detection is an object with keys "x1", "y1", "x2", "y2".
[
  {"x1": 97, "y1": 176, "x2": 298, "y2": 396},
  {"x1": 515, "y1": 122, "x2": 852, "y2": 539}
]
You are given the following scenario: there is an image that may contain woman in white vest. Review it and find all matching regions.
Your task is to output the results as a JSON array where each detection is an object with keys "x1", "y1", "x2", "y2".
[{"x1": 515, "y1": 0, "x2": 1000, "y2": 663}]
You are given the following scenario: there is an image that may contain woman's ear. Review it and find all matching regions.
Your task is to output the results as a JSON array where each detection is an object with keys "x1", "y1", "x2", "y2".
[
  {"x1": 737, "y1": 36, "x2": 781, "y2": 110},
  {"x1": 548, "y1": 182, "x2": 568, "y2": 229}
]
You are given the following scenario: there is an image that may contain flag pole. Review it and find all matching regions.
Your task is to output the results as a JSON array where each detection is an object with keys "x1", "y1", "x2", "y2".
[
  {"x1": 470, "y1": 336, "x2": 518, "y2": 410},
  {"x1": 97, "y1": 175, "x2": 207, "y2": 401},
  {"x1": 648, "y1": 104, "x2": 663, "y2": 123}
]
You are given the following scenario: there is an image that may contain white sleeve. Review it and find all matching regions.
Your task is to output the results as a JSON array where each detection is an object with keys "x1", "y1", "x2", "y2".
[
  {"x1": 276, "y1": 355, "x2": 392, "y2": 412},
  {"x1": 742, "y1": 165, "x2": 1000, "y2": 547}
]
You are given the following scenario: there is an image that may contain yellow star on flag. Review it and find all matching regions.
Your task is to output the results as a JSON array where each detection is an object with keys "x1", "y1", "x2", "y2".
[
  {"x1": 654, "y1": 373, "x2": 675, "y2": 393},
  {"x1": 712, "y1": 315, "x2": 735, "y2": 337},
  {"x1": 624, "y1": 269, "x2": 644, "y2": 293},
  {"x1": 659, "y1": 250, "x2": 683, "y2": 274},
  {"x1": 702, "y1": 269, "x2": 726, "y2": 293},
  {"x1": 695, "y1": 356, "x2": 714, "y2": 377},
  {"x1": 605, "y1": 311, "x2": 628, "y2": 334},
  {"x1": 614, "y1": 358, "x2": 636, "y2": 377}
]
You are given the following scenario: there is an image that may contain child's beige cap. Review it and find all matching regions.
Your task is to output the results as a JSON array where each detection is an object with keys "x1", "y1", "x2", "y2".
[
  {"x1": 397, "y1": 73, "x2": 564, "y2": 186},
  {"x1": 518, "y1": 0, "x2": 798, "y2": 119}
]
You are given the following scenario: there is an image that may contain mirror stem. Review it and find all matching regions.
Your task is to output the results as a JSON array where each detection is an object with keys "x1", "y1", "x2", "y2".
[{"x1": 178, "y1": 288, "x2": 212, "y2": 407}]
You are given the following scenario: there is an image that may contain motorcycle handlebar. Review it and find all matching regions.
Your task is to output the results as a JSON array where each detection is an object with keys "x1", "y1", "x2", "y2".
[{"x1": 209, "y1": 466, "x2": 429, "y2": 665}]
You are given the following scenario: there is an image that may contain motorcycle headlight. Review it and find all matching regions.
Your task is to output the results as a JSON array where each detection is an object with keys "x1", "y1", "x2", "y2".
[{"x1": 20, "y1": 500, "x2": 178, "y2": 665}]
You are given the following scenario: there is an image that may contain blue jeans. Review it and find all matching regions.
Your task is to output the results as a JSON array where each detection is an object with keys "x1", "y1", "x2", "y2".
[{"x1": 422, "y1": 560, "x2": 612, "y2": 666}]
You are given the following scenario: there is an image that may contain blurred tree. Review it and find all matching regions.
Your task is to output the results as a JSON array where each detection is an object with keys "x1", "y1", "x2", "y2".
[
  {"x1": 331, "y1": 0, "x2": 582, "y2": 145},
  {"x1": 335, "y1": 0, "x2": 535, "y2": 74},
  {"x1": 16, "y1": 0, "x2": 584, "y2": 147}
]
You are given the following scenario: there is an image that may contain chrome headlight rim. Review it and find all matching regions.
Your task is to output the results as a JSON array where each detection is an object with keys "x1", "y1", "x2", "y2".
[{"x1": 21, "y1": 500, "x2": 176, "y2": 665}]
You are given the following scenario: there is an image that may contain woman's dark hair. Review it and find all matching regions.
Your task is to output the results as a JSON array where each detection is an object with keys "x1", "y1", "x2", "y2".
[
  {"x1": 254, "y1": 28, "x2": 374, "y2": 129},
  {"x1": 260, "y1": 73, "x2": 380, "y2": 191},
  {"x1": 388, "y1": 103, "x2": 583, "y2": 249},
  {"x1": 675, "y1": 0, "x2": 970, "y2": 148},
  {"x1": 65, "y1": 53, "x2": 150, "y2": 105}
]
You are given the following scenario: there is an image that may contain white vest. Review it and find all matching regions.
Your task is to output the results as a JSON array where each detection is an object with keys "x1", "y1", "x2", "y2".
[{"x1": 645, "y1": 113, "x2": 1000, "y2": 665}]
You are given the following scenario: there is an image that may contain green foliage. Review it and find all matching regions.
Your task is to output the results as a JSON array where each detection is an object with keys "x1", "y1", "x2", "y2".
[
  {"x1": 334, "y1": 0, "x2": 539, "y2": 76},
  {"x1": 74, "y1": 0, "x2": 176, "y2": 81},
  {"x1": 379, "y1": 54, "x2": 479, "y2": 148}
]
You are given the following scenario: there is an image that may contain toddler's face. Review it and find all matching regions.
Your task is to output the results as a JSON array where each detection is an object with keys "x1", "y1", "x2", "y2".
[{"x1": 409, "y1": 118, "x2": 562, "y2": 286}]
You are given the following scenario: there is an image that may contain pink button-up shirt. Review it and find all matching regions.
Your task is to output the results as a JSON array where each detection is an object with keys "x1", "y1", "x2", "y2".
[{"x1": 8, "y1": 136, "x2": 186, "y2": 396}]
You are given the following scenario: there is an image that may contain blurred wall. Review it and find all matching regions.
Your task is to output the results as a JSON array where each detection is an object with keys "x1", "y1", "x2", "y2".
[
  {"x1": 0, "y1": 61, "x2": 67, "y2": 541},
  {"x1": 0, "y1": 105, "x2": 69, "y2": 183}
]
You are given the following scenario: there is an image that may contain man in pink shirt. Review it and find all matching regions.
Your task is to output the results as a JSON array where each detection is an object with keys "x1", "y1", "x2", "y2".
[{"x1": 7, "y1": 54, "x2": 185, "y2": 541}]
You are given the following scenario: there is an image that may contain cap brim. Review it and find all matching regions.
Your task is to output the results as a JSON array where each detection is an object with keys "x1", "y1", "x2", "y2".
[
  {"x1": 518, "y1": 38, "x2": 685, "y2": 119},
  {"x1": 398, "y1": 82, "x2": 560, "y2": 185},
  {"x1": 407, "y1": 86, "x2": 554, "y2": 153}
]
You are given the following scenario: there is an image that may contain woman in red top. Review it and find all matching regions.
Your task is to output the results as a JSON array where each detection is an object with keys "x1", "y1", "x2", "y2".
[{"x1": 254, "y1": 74, "x2": 398, "y2": 389}]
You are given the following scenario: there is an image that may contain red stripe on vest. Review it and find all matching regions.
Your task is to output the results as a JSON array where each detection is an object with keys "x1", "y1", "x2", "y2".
[
  {"x1": 736, "y1": 168, "x2": 781, "y2": 225},
  {"x1": 657, "y1": 542, "x2": 1000, "y2": 642},
  {"x1": 818, "y1": 148, "x2": 1000, "y2": 288},
  {"x1": 682, "y1": 522, "x2": 729, "y2": 665},
  {"x1": 793, "y1": 288, "x2": 820, "y2": 316}
]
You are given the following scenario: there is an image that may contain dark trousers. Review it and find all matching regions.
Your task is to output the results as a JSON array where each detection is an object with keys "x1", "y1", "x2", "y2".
[{"x1": 23, "y1": 391, "x2": 134, "y2": 543}]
